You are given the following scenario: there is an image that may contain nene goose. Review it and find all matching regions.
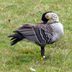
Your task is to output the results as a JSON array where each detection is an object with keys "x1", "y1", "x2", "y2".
[{"x1": 9, "y1": 11, "x2": 64, "y2": 59}]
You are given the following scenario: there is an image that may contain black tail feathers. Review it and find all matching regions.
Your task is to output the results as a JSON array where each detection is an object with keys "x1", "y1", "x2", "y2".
[{"x1": 8, "y1": 31, "x2": 24, "y2": 45}]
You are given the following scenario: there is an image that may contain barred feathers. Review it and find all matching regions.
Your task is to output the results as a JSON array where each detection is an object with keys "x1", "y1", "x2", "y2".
[
  {"x1": 8, "y1": 31, "x2": 24, "y2": 45},
  {"x1": 9, "y1": 24, "x2": 53, "y2": 46}
]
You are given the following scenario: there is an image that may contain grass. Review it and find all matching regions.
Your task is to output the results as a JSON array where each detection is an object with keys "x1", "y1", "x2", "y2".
[{"x1": 0, "y1": 0, "x2": 72, "y2": 72}]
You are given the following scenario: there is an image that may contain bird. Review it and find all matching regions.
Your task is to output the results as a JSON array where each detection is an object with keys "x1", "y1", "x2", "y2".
[{"x1": 8, "y1": 11, "x2": 64, "y2": 59}]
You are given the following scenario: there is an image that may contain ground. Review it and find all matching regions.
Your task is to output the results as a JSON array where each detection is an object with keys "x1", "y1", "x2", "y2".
[{"x1": 0, "y1": 0, "x2": 72, "y2": 72}]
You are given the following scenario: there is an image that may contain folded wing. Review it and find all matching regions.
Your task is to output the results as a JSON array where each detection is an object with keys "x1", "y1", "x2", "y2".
[{"x1": 9, "y1": 24, "x2": 53, "y2": 46}]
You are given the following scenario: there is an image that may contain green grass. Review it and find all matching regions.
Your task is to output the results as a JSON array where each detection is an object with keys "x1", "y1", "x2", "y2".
[{"x1": 0, "y1": 0, "x2": 72, "y2": 72}]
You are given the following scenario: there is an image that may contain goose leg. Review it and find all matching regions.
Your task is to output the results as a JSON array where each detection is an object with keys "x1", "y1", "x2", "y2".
[{"x1": 41, "y1": 46, "x2": 45, "y2": 59}]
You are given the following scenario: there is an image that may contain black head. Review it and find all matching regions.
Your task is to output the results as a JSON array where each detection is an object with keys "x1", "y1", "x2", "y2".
[{"x1": 41, "y1": 11, "x2": 53, "y2": 24}]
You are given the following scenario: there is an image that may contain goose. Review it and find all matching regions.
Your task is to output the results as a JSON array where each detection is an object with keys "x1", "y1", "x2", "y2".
[{"x1": 8, "y1": 11, "x2": 64, "y2": 59}]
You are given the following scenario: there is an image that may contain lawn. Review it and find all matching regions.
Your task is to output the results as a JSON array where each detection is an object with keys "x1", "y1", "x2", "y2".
[{"x1": 0, "y1": 0, "x2": 72, "y2": 72}]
